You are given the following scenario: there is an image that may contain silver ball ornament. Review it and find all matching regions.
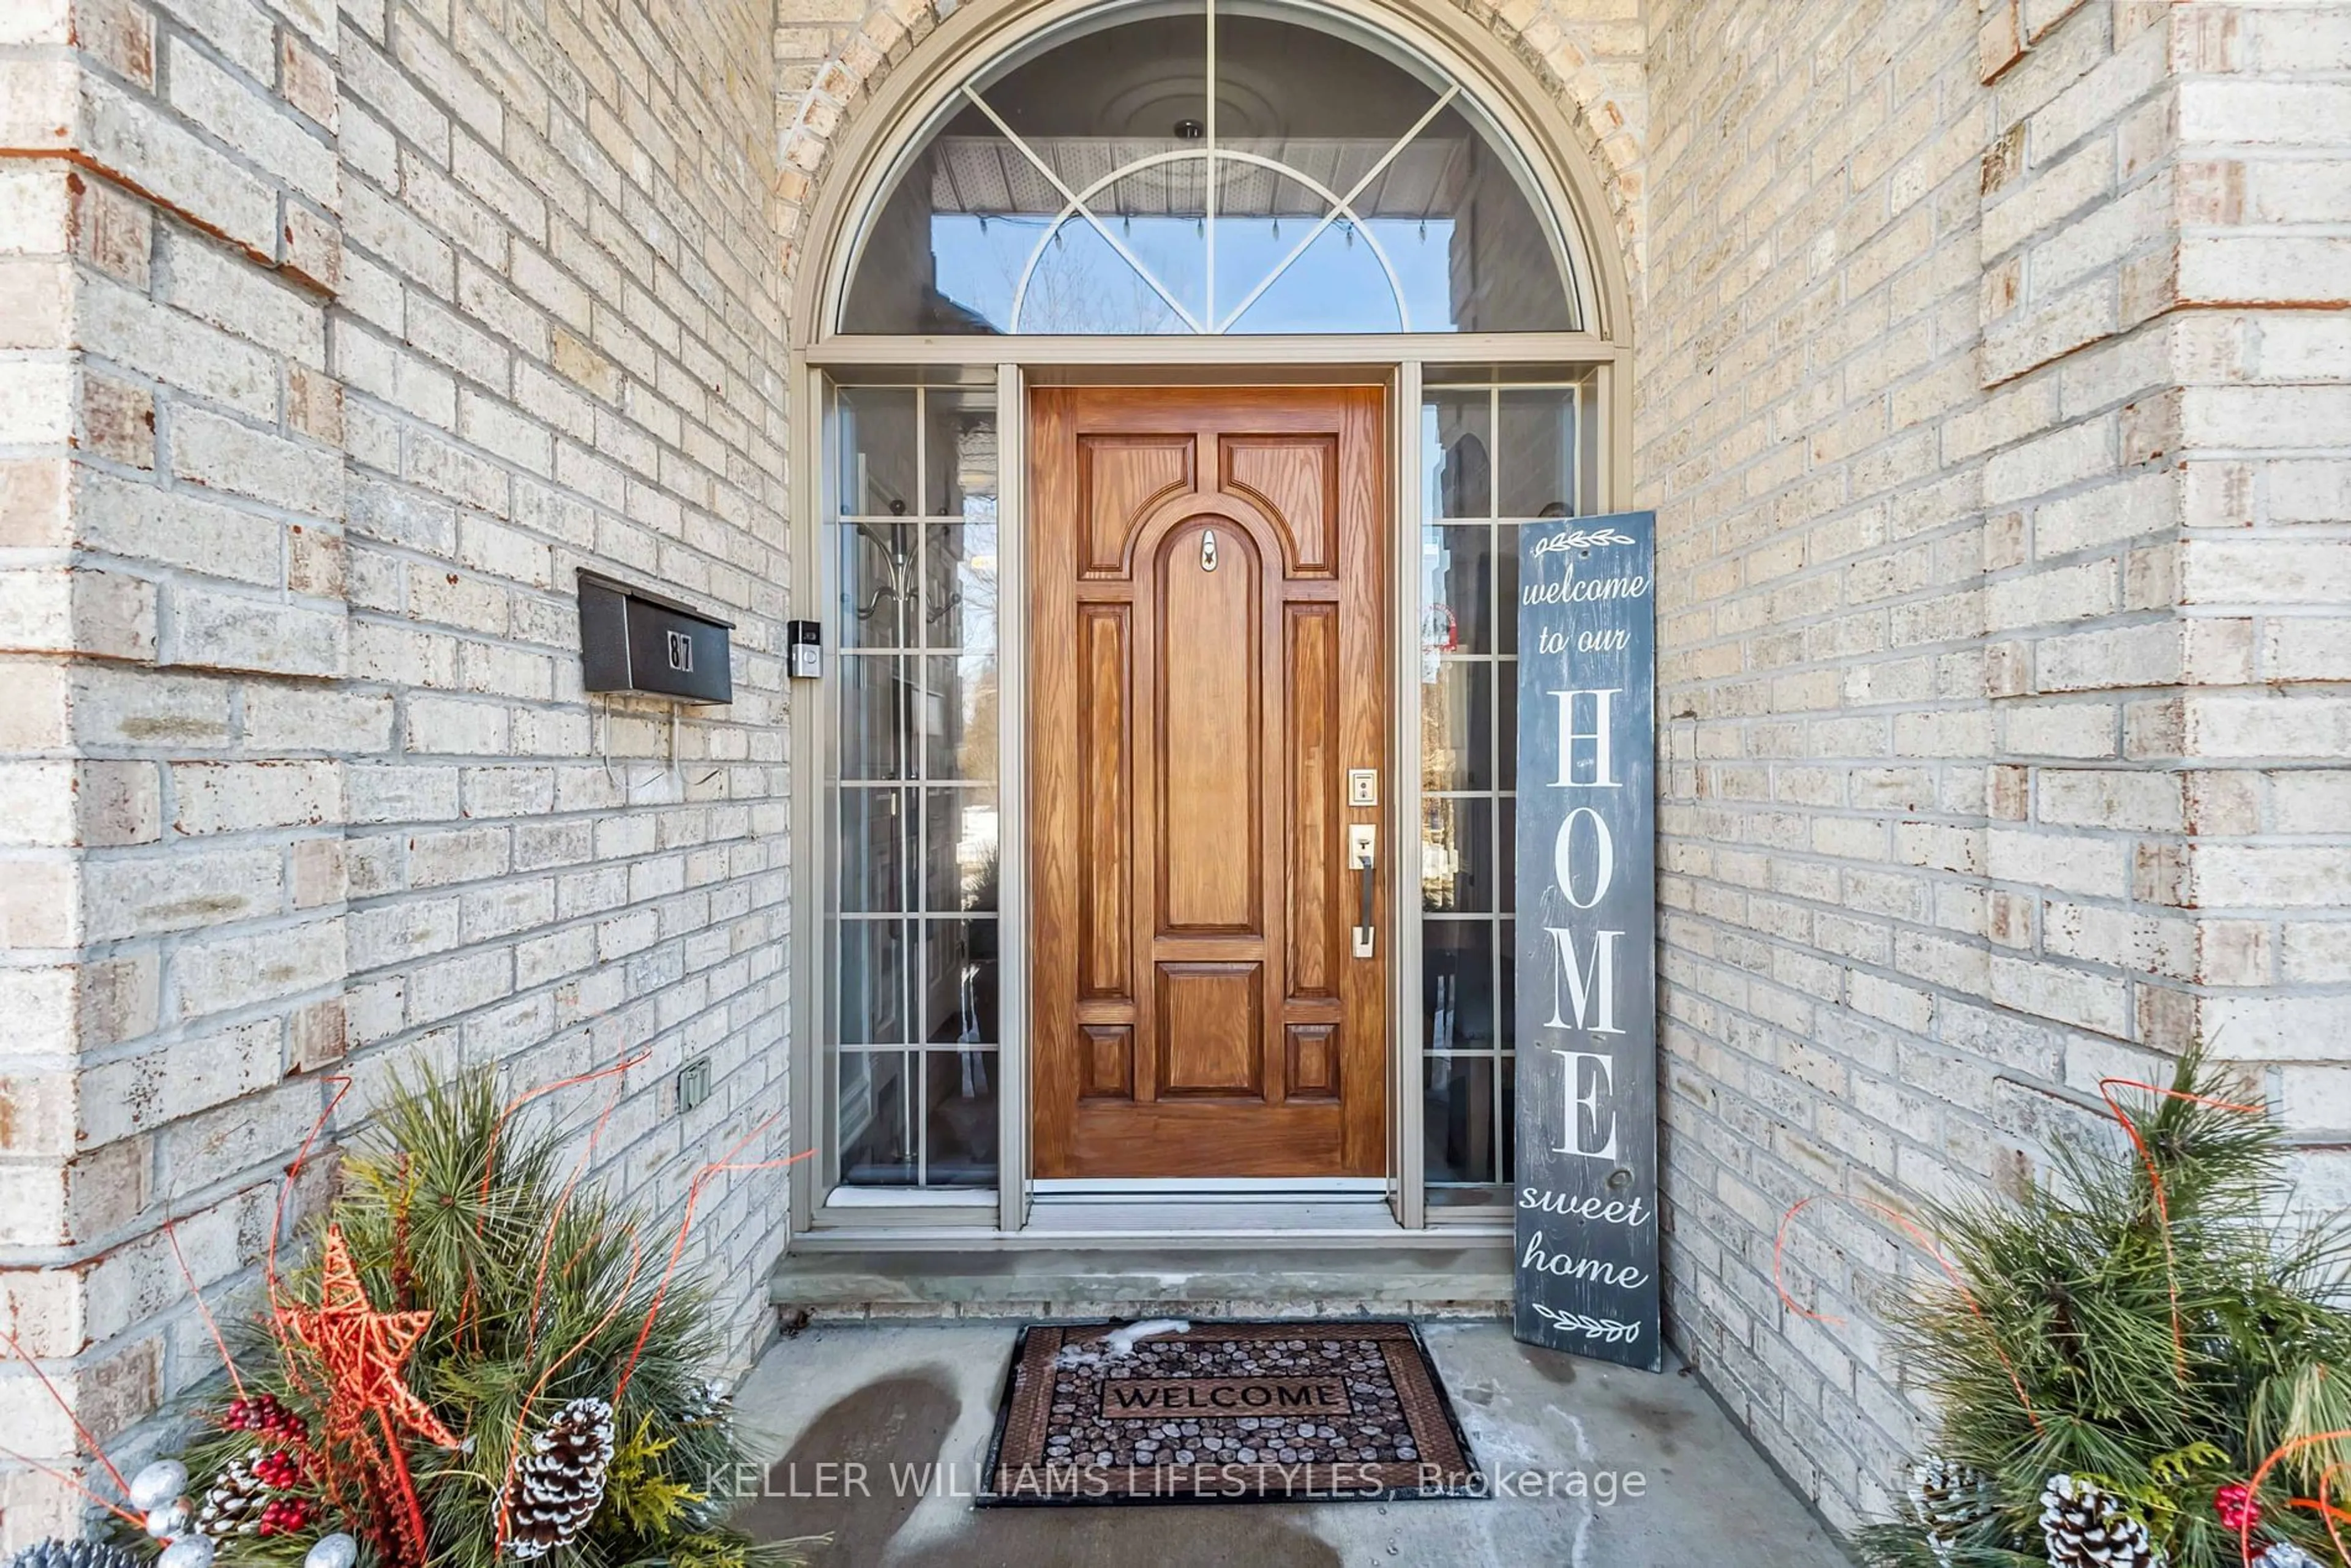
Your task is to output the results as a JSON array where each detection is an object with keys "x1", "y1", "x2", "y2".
[
  {"x1": 129, "y1": 1459, "x2": 189, "y2": 1512},
  {"x1": 304, "y1": 1535, "x2": 359, "y2": 1568},
  {"x1": 158, "y1": 1536, "x2": 214, "y2": 1568},
  {"x1": 144, "y1": 1501, "x2": 192, "y2": 1540}
]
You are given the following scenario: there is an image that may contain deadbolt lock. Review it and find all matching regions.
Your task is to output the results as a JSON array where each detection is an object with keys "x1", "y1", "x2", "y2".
[{"x1": 1348, "y1": 768, "x2": 1378, "y2": 808}]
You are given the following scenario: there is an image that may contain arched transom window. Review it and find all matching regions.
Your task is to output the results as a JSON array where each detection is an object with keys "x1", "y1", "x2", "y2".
[{"x1": 839, "y1": 1, "x2": 1585, "y2": 336}]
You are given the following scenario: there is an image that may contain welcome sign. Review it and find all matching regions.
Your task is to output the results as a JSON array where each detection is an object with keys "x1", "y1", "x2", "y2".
[{"x1": 1512, "y1": 511, "x2": 1660, "y2": 1372}]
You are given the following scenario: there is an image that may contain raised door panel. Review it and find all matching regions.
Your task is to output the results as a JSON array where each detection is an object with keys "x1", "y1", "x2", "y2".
[
  {"x1": 1285, "y1": 1024, "x2": 1340, "y2": 1101},
  {"x1": 1078, "y1": 435, "x2": 1193, "y2": 577},
  {"x1": 1284, "y1": 602, "x2": 1340, "y2": 1002},
  {"x1": 1076, "y1": 605, "x2": 1132, "y2": 1001},
  {"x1": 1155, "y1": 519, "x2": 1261, "y2": 935},
  {"x1": 1155, "y1": 963, "x2": 1264, "y2": 1097},
  {"x1": 1079, "y1": 1024, "x2": 1134, "y2": 1101},
  {"x1": 1221, "y1": 435, "x2": 1338, "y2": 577}
]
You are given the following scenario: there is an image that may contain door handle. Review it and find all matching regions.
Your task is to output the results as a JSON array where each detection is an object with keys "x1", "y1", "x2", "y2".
[{"x1": 1349, "y1": 824, "x2": 1376, "y2": 958}]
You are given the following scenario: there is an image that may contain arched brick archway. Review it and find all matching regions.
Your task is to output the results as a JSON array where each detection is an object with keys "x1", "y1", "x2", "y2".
[{"x1": 768, "y1": 0, "x2": 1649, "y2": 339}]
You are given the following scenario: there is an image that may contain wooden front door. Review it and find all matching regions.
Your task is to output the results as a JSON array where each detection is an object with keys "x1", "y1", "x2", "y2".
[{"x1": 1030, "y1": 386, "x2": 1389, "y2": 1179}]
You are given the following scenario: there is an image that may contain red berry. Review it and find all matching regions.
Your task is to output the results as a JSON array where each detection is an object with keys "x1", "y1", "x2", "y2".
[
  {"x1": 2213, "y1": 1480, "x2": 2262, "y2": 1531},
  {"x1": 220, "y1": 1394, "x2": 310, "y2": 1444},
  {"x1": 253, "y1": 1449, "x2": 304, "y2": 1488},
  {"x1": 255, "y1": 1496, "x2": 315, "y2": 1539}
]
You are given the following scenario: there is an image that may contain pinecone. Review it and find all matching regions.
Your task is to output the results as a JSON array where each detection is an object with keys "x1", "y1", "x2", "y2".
[
  {"x1": 681, "y1": 1375, "x2": 733, "y2": 1427},
  {"x1": 1908, "y1": 1455, "x2": 1993, "y2": 1562},
  {"x1": 9, "y1": 1541, "x2": 146, "y2": 1568},
  {"x1": 197, "y1": 1450, "x2": 273, "y2": 1538},
  {"x1": 2253, "y1": 1546, "x2": 2324, "y2": 1568},
  {"x1": 503, "y1": 1396, "x2": 616, "y2": 1559},
  {"x1": 2040, "y1": 1474, "x2": 2166, "y2": 1568}
]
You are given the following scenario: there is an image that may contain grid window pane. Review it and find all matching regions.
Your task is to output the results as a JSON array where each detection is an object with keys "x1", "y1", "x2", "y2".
[
  {"x1": 827, "y1": 384, "x2": 1003, "y2": 1189},
  {"x1": 1498, "y1": 918, "x2": 1517, "y2": 1051},
  {"x1": 1495, "y1": 520, "x2": 1523, "y2": 656},
  {"x1": 1423, "y1": 1054, "x2": 1497, "y2": 1184},
  {"x1": 925, "y1": 1048, "x2": 1000, "y2": 1186},
  {"x1": 923, "y1": 521, "x2": 999, "y2": 652},
  {"x1": 1422, "y1": 524, "x2": 1494, "y2": 655},
  {"x1": 1499, "y1": 1053, "x2": 1517, "y2": 1184},
  {"x1": 1421, "y1": 919, "x2": 1496, "y2": 1052},
  {"x1": 924, "y1": 653, "x2": 998, "y2": 781},
  {"x1": 1423, "y1": 393, "x2": 1491, "y2": 519},
  {"x1": 1499, "y1": 672, "x2": 1518, "y2": 786},
  {"x1": 838, "y1": 789, "x2": 915, "y2": 912},
  {"x1": 839, "y1": 654, "x2": 915, "y2": 780},
  {"x1": 922, "y1": 918, "x2": 1000, "y2": 1045},
  {"x1": 1496, "y1": 387, "x2": 1581, "y2": 518},
  {"x1": 839, "y1": 520, "x2": 917, "y2": 648},
  {"x1": 1420, "y1": 659, "x2": 1492, "y2": 792},
  {"x1": 923, "y1": 789, "x2": 1000, "y2": 913},
  {"x1": 839, "y1": 1050, "x2": 916, "y2": 1184},
  {"x1": 1421, "y1": 797, "x2": 1494, "y2": 914},
  {"x1": 838, "y1": 919, "x2": 912, "y2": 1046},
  {"x1": 1498, "y1": 800, "x2": 1516, "y2": 916},
  {"x1": 926, "y1": 392, "x2": 999, "y2": 516},
  {"x1": 839, "y1": 388, "x2": 919, "y2": 516}
]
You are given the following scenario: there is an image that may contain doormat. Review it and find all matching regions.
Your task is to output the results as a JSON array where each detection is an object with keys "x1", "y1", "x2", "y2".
[{"x1": 979, "y1": 1319, "x2": 1480, "y2": 1506}]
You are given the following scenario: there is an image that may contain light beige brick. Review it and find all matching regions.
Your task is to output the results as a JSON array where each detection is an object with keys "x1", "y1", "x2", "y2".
[
  {"x1": 79, "y1": 72, "x2": 277, "y2": 257},
  {"x1": 158, "y1": 227, "x2": 326, "y2": 365},
  {"x1": 79, "y1": 370, "x2": 156, "y2": 467},
  {"x1": 171, "y1": 760, "x2": 342, "y2": 834},
  {"x1": 75, "y1": 1019, "x2": 280, "y2": 1147},
  {"x1": 169, "y1": 405, "x2": 342, "y2": 514},
  {"x1": 169, "y1": 915, "x2": 343, "y2": 1021},
  {"x1": 163, "y1": 583, "x2": 347, "y2": 677},
  {"x1": 75, "y1": 467, "x2": 283, "y2": 585},
  {"x1": 80, "y1": 847, "x2": 281, "y2": 940}
]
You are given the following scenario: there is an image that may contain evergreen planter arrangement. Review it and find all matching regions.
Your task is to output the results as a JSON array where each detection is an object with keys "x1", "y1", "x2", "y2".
[
  {"x1": 7, "y1": 1069, "x2": 812, "y2": 1568},
  {"x1": 1853, "y1": 1051, "x2": 2351, "y2": 1568}
]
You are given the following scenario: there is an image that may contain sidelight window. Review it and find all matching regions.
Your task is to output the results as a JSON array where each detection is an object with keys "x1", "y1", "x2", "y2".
[
  {"x1": 1418, "y1": 367, "x2": 1599, "y2": 1198},
  {"x1": 825, "y1": 382, "x2": 1003, "y2": 1187}
]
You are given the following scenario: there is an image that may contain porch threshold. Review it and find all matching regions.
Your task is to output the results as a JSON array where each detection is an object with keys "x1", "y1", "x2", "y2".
[{"x1": 769, "y1": 1238, "x2": 1514, "y2": 1322}]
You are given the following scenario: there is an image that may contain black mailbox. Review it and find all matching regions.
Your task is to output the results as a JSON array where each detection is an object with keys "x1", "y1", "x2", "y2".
[{"x1": 577, "y1": 570, "x2": 733, "y2": 703}]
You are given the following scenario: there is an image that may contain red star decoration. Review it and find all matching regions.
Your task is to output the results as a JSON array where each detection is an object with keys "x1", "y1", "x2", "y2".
[{"x1": 277, "y1": 1227, "x2": 460, "y2": 1450}]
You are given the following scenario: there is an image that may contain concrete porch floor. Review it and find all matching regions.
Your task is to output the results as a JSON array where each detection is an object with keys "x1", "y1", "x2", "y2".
[{"x1": 729, "y1": 1320, "x2": 1850, "y2": 1567}]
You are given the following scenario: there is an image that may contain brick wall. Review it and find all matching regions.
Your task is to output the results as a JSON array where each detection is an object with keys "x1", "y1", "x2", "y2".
[
  {"x1": 2165, "y1": 3, "x2": 2351, "y2": 1201},
  {"x1": 1642, "y1": 0, "x2": 2351, "y2": 1531},
  {"x1": 0, "y1": 0, "x2": 790, "y2": 1539}
]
